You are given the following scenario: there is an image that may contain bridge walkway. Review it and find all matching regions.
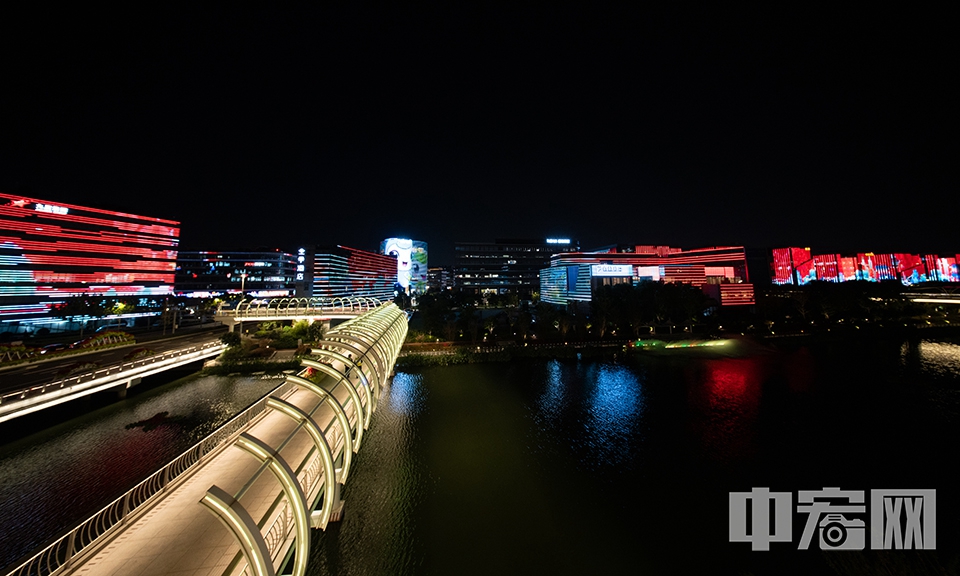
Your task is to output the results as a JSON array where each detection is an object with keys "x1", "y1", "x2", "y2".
[{"x1": 65, "y1": 373, "x2": 353, "y2": 576}]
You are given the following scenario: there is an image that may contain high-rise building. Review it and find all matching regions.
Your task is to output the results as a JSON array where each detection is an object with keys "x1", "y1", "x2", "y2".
[
  {"x1": 311, "y1": 245, "x2": 397, "y2": 302},
  {"x1": 380, "y1": 238, "x2": 428, "y2": 295},
  {"x1": 0, "y1": 193, "x2": 179, "y2": 333},
  {"x1": 175, "y1": 250, "x2": 297, "y2": 298},
  {"x1": 427, "y1": 266, "x2": 455, "y2": 292},
  {"x1": 455, "y1": 237, "x2": 579, "y2": 296}
]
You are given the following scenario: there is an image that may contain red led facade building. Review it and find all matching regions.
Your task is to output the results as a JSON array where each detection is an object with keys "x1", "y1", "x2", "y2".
[
  {"x1": 772, "y1": 247, "x2": 815, "y2": 285},
  {"x1": 771, "y1": 247, "x2": 960, "y2": 284},
  {"x1": 0, "y1": 193, "x2": 179, "y2": 329}
]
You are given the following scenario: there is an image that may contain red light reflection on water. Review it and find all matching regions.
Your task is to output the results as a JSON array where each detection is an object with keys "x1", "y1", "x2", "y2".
[{"x1": 689, "y1": 356, "x2": 766, "y2": 464}]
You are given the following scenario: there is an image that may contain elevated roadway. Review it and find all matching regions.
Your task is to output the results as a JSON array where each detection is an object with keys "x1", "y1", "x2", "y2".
[{"x1": 0, "y1": 332, "x2": 226, "y2": 424}]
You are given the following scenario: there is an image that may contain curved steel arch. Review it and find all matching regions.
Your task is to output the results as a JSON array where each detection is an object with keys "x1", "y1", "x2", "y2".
[
  {"x1": 337, "y1": 317, "x2": 404, "y2": 372},
  {"x1": 314, "y1": 338, "x2": 384, "y2": 407},
  {"x1": 265, "y1": 396, "x2": 338, "y2": 530},
  {"x1": 317, "y1": 337, "x2": 385, "y2": 395},
  {"x1": 285, "y1": 374, "x2": 354, "y2": 482},
  {"x1": 200, "y1": 485, "x2": 276, "y2": 576},
  {"x1": 308, "y1": 349, "x2": 374, "y2": 428},
  {"x1": 342, "y1": 306, "x2": 406, "y2": 356},
  {"x1": 299, "y1": 359, "x2": 367, "y2": 451},
  {"x1": 335, "y1": 329, "x2": 394, "y2": 382},
  {"x1": 236, "y1": 300, "x2": 252, "y2": 317},
  {"x1": 235, "y1": 433, "x2": 311, "y2": 576},
  {"x1": 267, "y1": 299, "x2": 282, "y2": 316}
]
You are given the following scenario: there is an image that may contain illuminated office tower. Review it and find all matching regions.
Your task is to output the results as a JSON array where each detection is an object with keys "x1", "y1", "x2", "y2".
[
  {"x1": 455, "y1": 237, "x2": 579, "y2": 296},
  {"x1": 0, "y1": 192, "x2": 179, "y2": 333}
]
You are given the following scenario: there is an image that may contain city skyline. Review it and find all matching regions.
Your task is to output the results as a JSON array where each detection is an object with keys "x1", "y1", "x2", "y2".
[{"x1": 1, "y1": 7, "x2": 954, "y2": 265}]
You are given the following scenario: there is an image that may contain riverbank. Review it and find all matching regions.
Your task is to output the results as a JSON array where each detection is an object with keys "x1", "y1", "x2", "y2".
[
  {"x1": 397, "y1": 324, "x2": 960, "y2": 370},
  {"x1": 200, "y1": 347, "x2": 302, "y2": 375},
  {"x1": 398, "y1": 341, "x2": 630, "y2": 369}
]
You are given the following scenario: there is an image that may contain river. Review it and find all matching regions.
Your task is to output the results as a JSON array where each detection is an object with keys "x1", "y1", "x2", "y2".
[
  {"x1": 310, "y1": 335, "x2": 959, "y2": 575},
  {"x1": 1, "y1": 334, "x2": 958, "y2": 575}
]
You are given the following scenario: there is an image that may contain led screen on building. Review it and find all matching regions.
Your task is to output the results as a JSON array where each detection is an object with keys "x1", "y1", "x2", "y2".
[
  {"x1": 771, "y1": 248, "x2": 960, "y2": 285},
  {"x1": 0, "y1": 193, "x2": 180, "y2": 318},
  {"x1": 380, "y1": 238, "x2": 428, "y2": 294},
  {"x1": 314, "y1": 245, "x2": 397, "y2": 301}
]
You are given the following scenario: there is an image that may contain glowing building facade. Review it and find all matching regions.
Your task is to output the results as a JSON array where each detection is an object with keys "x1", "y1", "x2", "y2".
[
  {"x1": 380, "y1": 238, "x2": 428, "y2": 295},
  {"x1": 540, "y1": 245, "x2": 754, "y2": 307},
  {"x1": 0, "y1": 193, "x2": 179, "y2": 332},
  {"x1": 311, "y1": 245, "x2": 397, "y2": 302},
  {"x1": 771, "y1": 247, "x2": 960, "y2": 285}
]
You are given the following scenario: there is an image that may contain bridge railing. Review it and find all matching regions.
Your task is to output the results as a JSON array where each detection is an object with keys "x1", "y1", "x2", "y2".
[
  {"x1": 4, "y1": 379, "x2": 298, "y2": 576},
  {"x1": 0, "y1": 342, "x2": 225, "y2": 408}
]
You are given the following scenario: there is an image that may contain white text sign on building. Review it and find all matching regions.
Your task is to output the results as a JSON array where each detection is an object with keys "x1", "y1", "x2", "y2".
[{"x1": 591, "y1": 264, "x2": 633, "y2": 277}]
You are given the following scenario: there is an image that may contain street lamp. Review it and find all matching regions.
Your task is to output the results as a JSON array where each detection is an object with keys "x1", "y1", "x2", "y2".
[{"x1": 239, "y1": 270, "x2": 248, "y2": 335}]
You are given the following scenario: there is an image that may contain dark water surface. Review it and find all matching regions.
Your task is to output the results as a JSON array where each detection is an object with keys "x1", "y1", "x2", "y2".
[
  {"x1": 0, "y1": 371, "x2": 284, "y2": 570},
  {"x1": 1, "y1": 335, "x2": 958, "y2": 575},
  {"x1": 311, "y1": 336, "x2": 960, "y2": 576}
]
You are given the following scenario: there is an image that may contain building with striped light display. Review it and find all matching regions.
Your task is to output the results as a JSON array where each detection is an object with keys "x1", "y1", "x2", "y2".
[
  {"x1": 539, "y1": 245, "x2": 754, "y2": 307},
  {"x1": 311, "y1": 245, "x2": 397, "y2": 302},
  {"x1": 0, "y1": 193, "x2": 179, "y2": 332},
  {"x1": 771, "y1": 247, "x2": 960, "y2": 285}
]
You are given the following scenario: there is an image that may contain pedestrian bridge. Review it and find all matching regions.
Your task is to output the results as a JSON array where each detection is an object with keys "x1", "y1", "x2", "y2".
[
  {"x1": 219, "y1": 296, "x2": 384, "y2": 321},
  {"x1": 215, "y1": 297, "x2": 392, "y2": 333},
  {"x1": 6, "y1": 303, "x2": 408, "y2": 576}
]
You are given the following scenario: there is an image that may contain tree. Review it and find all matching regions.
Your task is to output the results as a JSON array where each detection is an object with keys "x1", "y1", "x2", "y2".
[
  {"x1": 219, "y1": 332, "x2": 241, "y2": 347},
  {"x1": 53, "y1": 296, "x2": 106, "y2": 338},
  {"x1": 457, "y1": 304, "x2": 481, "y2": 342}
]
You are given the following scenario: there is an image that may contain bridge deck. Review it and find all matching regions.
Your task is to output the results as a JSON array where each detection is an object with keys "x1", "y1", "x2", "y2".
[{"x1": 65, "y1": 377, "x2": 349, "y2": 576}]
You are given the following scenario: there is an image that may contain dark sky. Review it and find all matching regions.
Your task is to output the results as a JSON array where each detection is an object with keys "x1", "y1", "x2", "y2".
[{"x1": 1, "y1": 6, "x2": 955, "y2": 265}]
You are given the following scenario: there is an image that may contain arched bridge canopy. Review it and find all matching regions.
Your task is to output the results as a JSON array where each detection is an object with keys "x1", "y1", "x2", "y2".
[
  {"x1": 229, "y1": 297, "x2": 384, "y2": 318},
  {"x1": 200, "y1": 302, "x2": 408, "y2": 576}
]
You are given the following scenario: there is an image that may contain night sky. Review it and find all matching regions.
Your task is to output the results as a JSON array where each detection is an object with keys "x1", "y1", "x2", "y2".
[{"x1": 1, "y1": 6, "x2": 955, "y2": 265}]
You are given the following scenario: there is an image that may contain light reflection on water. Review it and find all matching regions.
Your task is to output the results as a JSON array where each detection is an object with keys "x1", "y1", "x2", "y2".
[
  {"x1": 315, "y1": 344, "x2": 959, "y2": 574},
  {"x1": 534, "y1": 360, "x2": 646, "y2": 470},
  {"x1": 581, "y1": 362, "x2": 645, "y2": 468},
  {"x1": 0, "y1": 373, "x2": 282, "y2": 571},
  {"x1": 688, "y1": 357, "x2": 764, "y2": 464},
  {"x1": 386, "y1": 371, "x2": 427, "y2": 417},
  {"x1": 915, "y1": 339, "x2": 960, "y2": 378}
]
